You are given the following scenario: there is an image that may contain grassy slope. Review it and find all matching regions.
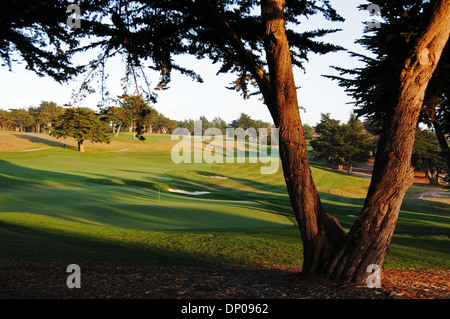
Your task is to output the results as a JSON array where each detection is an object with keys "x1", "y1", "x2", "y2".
[{"x1": 0, "y1": 132, "x2": 448, "y2": 269}]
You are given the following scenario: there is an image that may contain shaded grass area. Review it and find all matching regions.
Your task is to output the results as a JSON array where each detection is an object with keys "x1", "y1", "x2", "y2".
[
  {"x1": 0, "y1": 133, "x2": 448, "y2": 270},
  {"x1": 0, "y1": 215, "x2": 302, "y2": 266}
]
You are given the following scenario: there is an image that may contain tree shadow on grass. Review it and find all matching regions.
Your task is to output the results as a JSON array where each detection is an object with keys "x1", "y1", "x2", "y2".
[
  {"x1": 13, "y1": 134, "x2": 77, "y2": 150},
  {"x1": 0, "y1": 159, "x2": 86, "y2": 189},
  {"x1": 389, "y1": 234, "x2": 450, "y2": 257},
  {"x1": 87, "y1": 169, "x2": 291, "y2": 216},
  {"x1": 85, "y1": 167, "x2": 450, "y2": 238},
  {"x1": 0, "y1": 220, "x2": 206, "y2": 266},
  {"x1": 0, "y1": 159, "x2": 295, "y2": 230}
]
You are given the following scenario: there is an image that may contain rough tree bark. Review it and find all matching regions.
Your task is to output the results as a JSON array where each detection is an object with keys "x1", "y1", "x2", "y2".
[
  {"x1": 260, "y1": 0, "x2": 346, "y2": 275},
  {"x1": 198, "y1": 0, "x2": 346, "y2": 275}
]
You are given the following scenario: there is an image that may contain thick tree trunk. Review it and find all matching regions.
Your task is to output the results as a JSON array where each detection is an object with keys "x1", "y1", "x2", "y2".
[
  {"x1": 324, "y1": 0, "x2": 450, "y2": 283},
  {"x1": 115, "y1": 124, "x2": 122, "y2": 137},
  {"x1": 78, "y1": 140, "x2": 85, "y2": 152},
  {"x1": 261, "y1": 0, "x2": 346, "y2": 275}
]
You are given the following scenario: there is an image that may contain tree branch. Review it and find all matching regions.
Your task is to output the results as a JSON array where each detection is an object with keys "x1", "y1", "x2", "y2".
[{"x1": 195, "y1": 0, "x2": 276, "y2": 119}]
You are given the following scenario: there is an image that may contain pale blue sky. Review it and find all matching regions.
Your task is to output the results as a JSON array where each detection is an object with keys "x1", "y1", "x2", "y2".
[{"x1": 0, "y1": 0, "x2": 373, "y2": 126}]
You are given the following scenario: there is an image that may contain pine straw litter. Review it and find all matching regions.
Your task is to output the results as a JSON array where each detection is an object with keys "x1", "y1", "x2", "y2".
[{"x1": 0, "y1": 260, "x2": 448, "y2": 299}]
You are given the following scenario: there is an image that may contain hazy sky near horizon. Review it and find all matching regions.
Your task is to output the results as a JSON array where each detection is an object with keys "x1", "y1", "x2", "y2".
[{"x1": 0, "y1": 0, "x2": 373, "y2": 126}]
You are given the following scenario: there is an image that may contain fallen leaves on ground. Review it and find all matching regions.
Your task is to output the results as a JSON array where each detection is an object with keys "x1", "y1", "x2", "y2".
[{"x1": 0, "y1": 260, "x2": 448, "y2": 299}]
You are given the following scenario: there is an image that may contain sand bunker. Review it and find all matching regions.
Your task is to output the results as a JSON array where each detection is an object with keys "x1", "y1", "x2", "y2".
[
  {"x1": 201, "y1": 175, "x2": 228, "y2": 179},
  {"x1": 168, "y1": 188, "x2": 211, "y2": 195},
  {"x1": 17, "y1": 147, "x2": 52, "y2": 152}
]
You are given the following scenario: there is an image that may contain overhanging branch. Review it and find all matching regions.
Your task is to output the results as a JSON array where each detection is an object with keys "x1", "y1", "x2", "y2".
[{"x1": 195, "y1": 0, "x2": 276, "y2": 119}]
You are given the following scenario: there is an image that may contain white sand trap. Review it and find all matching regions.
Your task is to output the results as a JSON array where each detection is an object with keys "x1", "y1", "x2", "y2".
[
  {"x1": 109, "y1": 149, "x2": 132, "y2": 152},
  {"x1": 201, "y1": 175, "x2": 228, "y2": 179},
  {"x1": 168, "y1": 188, "x2": 211, "y2": 195},
  {"x1": 17, "y1": 147, "x2": 52, "y2": 152}
]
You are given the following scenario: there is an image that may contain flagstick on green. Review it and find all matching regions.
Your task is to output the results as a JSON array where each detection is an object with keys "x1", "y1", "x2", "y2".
[{"x1": 158, "y1": 182, "x2": 161, "y2": 203}]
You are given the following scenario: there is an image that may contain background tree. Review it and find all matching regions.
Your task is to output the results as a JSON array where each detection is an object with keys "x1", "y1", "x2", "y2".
[
  {"x1": 34, "y1": 101, "x2": 65, "y2": 133},
  {"x1": 412, "y1": 128, "x2": 447, "y2": 185},
  {"x1": 177, "y1": 119, "x2": 196, "y2": 134},
  {"x1": 153, "y1": 113, "x2": 178, "y2": 134},
  {"x1": 311, "y1": 113, "x2": 346, "y2": 170},
  {"x1": 117, "y1": 94, "x2": 152, "y2": 140},
  {"x1": 342, "y1": 114, "x2": 374, "y2": 173},
  {"x1": 9, "y1": 108, "x2": 35, "y2": 132},
  {"x1": 101, "y1": 106, "x2": 129, "y2": 137},
  {"x1": 142, "y1": 107, "x2": 156, "y2": 134},
  {"x1": 311, "y1": 113, "x2": 373, "y2": 173},
  {"x1": 0, "y1": 109, "x2": 11, "y2": 131},
  {"x1": 199, "y1": 115, "x2": 213, "y2": 134},
  {"x1": 50, "y1": 107, "x2": 111, "y2": 152},
  {"x1": 302, "y1": 124, "x2": 313, "y2": 140},
  {"x1": 211, "y1": 116, "x2": 229, "y2": 135},
  {"x1": 229, "y1": 113, "x2": 258, "y2": 130}
]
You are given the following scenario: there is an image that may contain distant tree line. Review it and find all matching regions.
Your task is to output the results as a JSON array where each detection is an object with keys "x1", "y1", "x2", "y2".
[
  {"x1": 0, "y1": 96, "x2": 179, "y2": 137},
  {"x1": 1, "y1": 101, "x2": 277, "y2": 137},
  {"x1": 176, "y1": 112, "x2": 275, "y2": 136},
  {"x1": 0, "y1": 101, "x2": 64, "y2": 133},
  {"x1": 1, "y1": 99, "x2": 447, "y2": 184}
]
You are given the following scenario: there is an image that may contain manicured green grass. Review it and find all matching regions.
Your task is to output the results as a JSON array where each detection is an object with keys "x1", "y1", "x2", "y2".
[{"x1": 0, "y1": 132, "x2": 448, "y2": 269}]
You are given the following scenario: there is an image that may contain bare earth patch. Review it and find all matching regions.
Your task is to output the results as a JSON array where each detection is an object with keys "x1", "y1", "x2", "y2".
[
  {"x1": 0, "y1": 260, "x2": 448, "y2": 299},
  {"x1": 413, "y1": 189, "x2": 450, "y2": 204}
]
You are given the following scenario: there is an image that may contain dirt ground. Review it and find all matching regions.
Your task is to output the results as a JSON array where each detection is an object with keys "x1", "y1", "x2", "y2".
[
  {"x1": 335, "y1": 158, "x2": 450, "y2": 202},
  {"x1": 348, "y1": 158, "x2": 446, "y2": 186},
  {"x1": 0, "y1": 260, "x2": 448, "y2": 299}
]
